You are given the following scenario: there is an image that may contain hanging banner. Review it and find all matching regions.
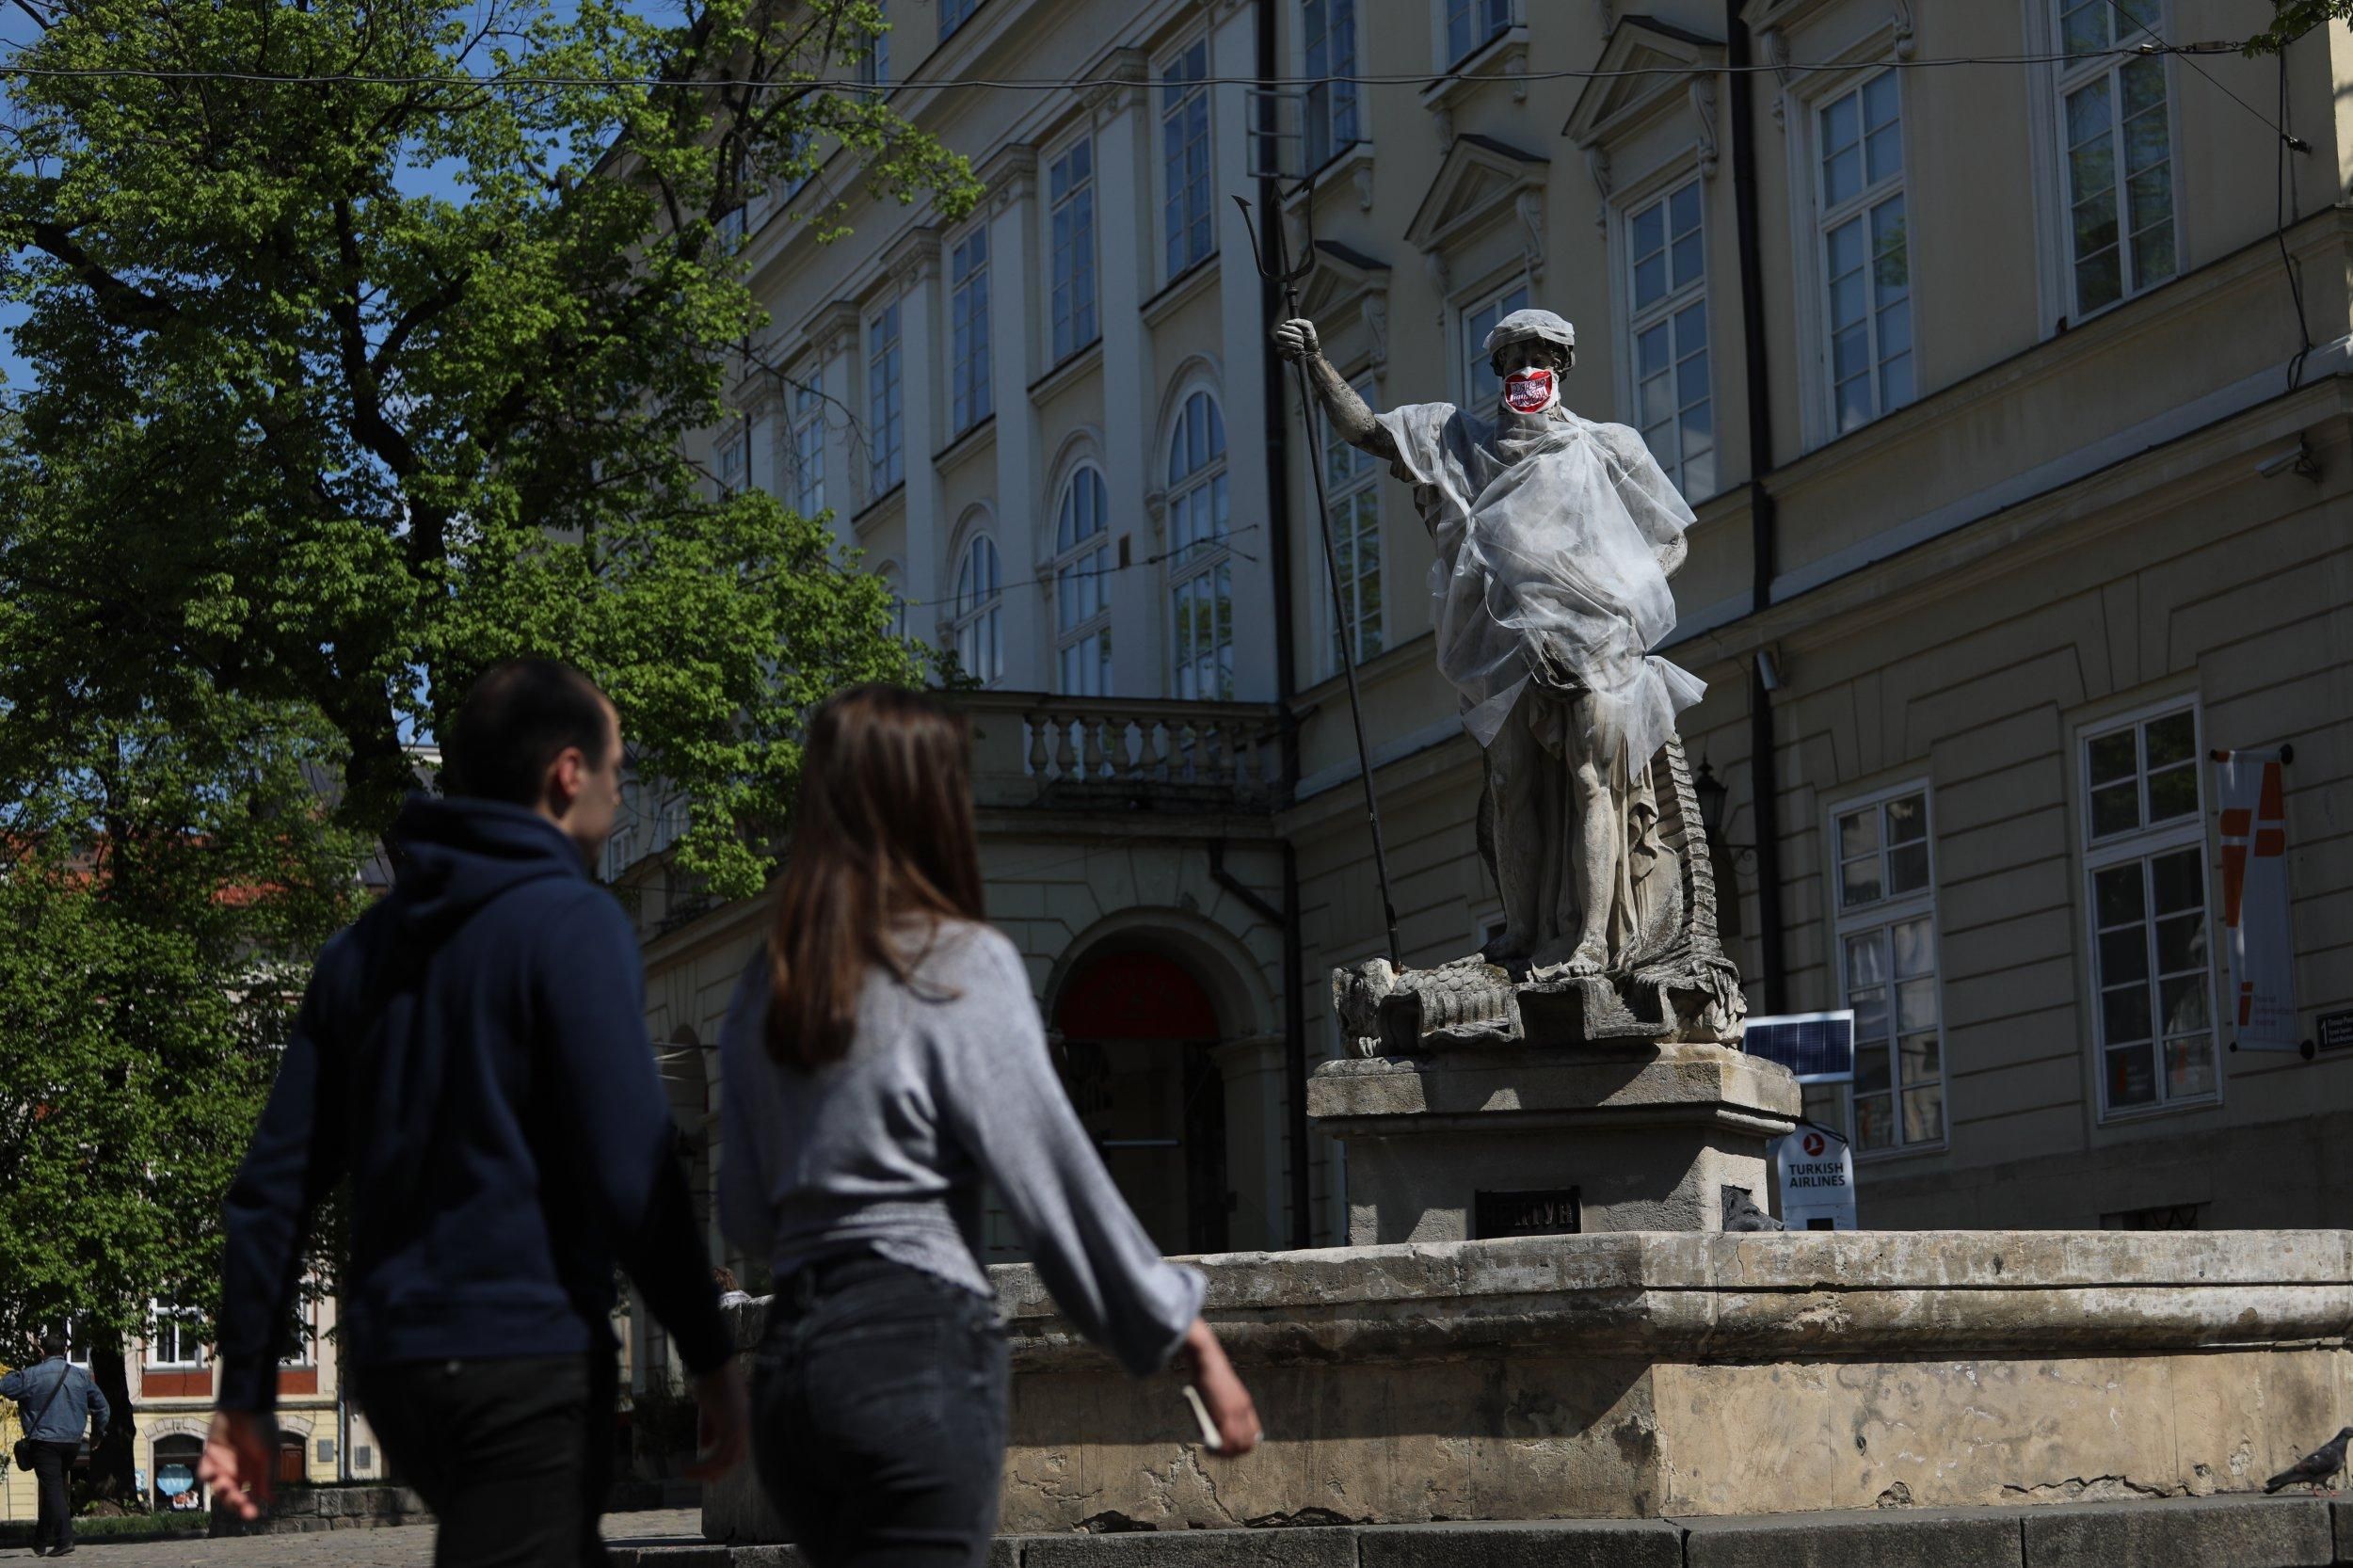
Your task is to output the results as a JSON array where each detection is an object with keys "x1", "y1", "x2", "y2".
[{"x1": 2216, "y1": 746, "x2": 2297, "y2": 1052}]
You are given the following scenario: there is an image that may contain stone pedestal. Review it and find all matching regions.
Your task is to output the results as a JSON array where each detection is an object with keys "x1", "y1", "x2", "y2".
[{"x1": 1308, "y1": 1041, "x2": 1800, "y2": 1240}]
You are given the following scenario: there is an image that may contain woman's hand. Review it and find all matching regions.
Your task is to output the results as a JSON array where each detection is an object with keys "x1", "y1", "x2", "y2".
[{"x1": 1179, "y1": 1318, "x2": 1261, "y2": 1458}]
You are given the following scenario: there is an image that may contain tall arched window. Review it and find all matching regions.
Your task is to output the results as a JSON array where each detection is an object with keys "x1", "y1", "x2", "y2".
[
  {"x1": 951, "y1": 532, "x2": 1003, "y2": 686},
  {"x1": 1053, "y1": 467, "x2": 1112, "y2": 696},
  {"x1": 1165, "y1": 391, "x2": 1231, "y2": 701}
]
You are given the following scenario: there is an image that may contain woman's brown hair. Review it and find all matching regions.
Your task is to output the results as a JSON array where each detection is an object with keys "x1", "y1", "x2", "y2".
[{"x1": 765, "y1": 683, "x2": 986, "y2": 1069}]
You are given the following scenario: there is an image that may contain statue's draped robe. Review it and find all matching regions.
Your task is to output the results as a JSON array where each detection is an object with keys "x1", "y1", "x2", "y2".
[{"x1": 1376, "y1": 400, "x2": 1706, "y2": 967}]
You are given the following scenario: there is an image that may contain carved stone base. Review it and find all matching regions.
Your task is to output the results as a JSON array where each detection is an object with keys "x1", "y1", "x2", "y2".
[{"x1": 1334, "y1": 952, "x2": 1743, "y2": 1058}]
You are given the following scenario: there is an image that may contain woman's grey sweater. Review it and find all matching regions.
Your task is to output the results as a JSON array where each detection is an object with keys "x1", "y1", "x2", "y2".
[{"x1": 717, "y1": 920, "x2": 1206, "y2": 1378}]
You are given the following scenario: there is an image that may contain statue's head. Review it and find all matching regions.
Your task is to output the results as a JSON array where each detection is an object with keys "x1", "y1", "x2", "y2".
[{"x1": 1483, "y1": 308, "x2": 1577, "y2": 417}]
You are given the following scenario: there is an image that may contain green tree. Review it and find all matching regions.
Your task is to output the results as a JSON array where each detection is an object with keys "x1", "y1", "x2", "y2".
[
  {"x1": 0, "y1": 0, "x2": 972, "y2": 900},
  {"x1": 0, "y1": 691, "x2": 362, "y2": 1496},
  {"x1": 2243, "y1": 5, "x2": 2330, "y2": 52},
  {"x1": 0, "y1": 0, "x2": 976, "y2": 1494}
]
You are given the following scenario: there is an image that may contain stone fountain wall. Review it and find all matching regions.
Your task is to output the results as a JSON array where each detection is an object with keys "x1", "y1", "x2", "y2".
[{"x1": 705, "y1": 1229, "x2": 2353, "y2": 1542}]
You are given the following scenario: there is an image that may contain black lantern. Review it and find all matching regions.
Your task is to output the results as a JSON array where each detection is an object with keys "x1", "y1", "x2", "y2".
[{"x1": 1692, "y1": 758, "x2": 1754, "y2": 872}]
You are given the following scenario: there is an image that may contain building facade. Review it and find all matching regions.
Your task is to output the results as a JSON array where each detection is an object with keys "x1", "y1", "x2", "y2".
[{"x1": 616, "y1": 0, "x2": 2353, "y2": 1337}]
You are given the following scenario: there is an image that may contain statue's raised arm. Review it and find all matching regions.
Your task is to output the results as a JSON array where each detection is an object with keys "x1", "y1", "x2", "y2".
[{"x1": 1273, "y1": 319, "x2": 1401, "y2": 465}]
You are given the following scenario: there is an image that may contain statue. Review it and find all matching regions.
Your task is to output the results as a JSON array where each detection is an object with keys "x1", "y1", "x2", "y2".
[{"x1": 1276, "y1": 308, "x2": 1743, "y2": 1052}]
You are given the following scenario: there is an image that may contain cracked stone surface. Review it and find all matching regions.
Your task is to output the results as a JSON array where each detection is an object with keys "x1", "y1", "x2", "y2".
[{"x1": 7, "y1": 1509, "x2": 703, "y2": 1565}]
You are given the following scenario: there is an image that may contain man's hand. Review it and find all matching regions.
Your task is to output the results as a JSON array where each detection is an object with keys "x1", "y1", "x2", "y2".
[
  {"x1": 198, "y1": 1409, "x2": 275, "y2": 1521},
  {"x1": 684, "y1": 1361, "x2": 749, "y2": 1481},
  {"x1": 1273, "y1": 317, "x2": 1321, "y2": 365},
  {"x1": 1178, "y1": 1319, "x2": 1261, "y2": 1458}
]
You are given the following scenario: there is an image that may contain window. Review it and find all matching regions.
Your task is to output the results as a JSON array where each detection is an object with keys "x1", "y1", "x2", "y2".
[
  {"x1": 856, "y1": 0, "x2": 889, "y2": 87},
  {"x1": 1816, "y1": 71, "x2": 1912, "y2": 435},
  {"x1": 2083, "y1": 706, "x2": 2215, "y2": 1116},
  {"x1": 789, "y1": 370, "x2": 825, "y2": 519},
  {"x1": 278, "y1": 1299, "x2": 319, "y2": 1369},
  {"x1": 714, "y1": 422, "x2": 747, "y2": 498},
  {"x1": 1322, "y1": 376, "x2": 1383, "y2": 673},
  {"x1": 1461, "y1": 281, "x2": 1529, "y2": 404},
  {"x1": 1166, "y1": 392, "x2": 1233, "y2": 700},
  {"x1": 149, "y1": 1304, "x2": 205, "y2": 1368},
  {"x1": 1048, "y1": 140, "x2": 1098, "y2": 362},
  {"x1": 1832, "y1": 789, "x2": 1943, "y2": 1154},
  {"x1": 1054, "y1": 468, "x2": 1112, "y2": 696},
  {"x1": 1626, "y1": 180, "x2": 1715, "y2": 499},
  {"x1": 951, "y1": 533, "x2": 1003, "y2": 686},
  {"x1": 941, "y1": 0, "x2": 979, "y2": 39},
  {"x1": 950, "y1": 229, "x2": 991, "y2": 435},
  {"x1": 867, "y1": 301, "x2": 903, "y2": 496},
  {"x1": 879, "y1": 564, "x2": 907, "y2": 641},
  {"x1": 1305, "y1": 0, "x2": 1360, "y2": 171},
  {"x1": 1161, "y1": 40, "x2": 1213, "y2": 279},
  {"x1": 1443, "y1": 0, "x2": 1513, "y2": 66},
  {"x1": 2054, "y1": 0, "x2": 2176, "y2": 315}
]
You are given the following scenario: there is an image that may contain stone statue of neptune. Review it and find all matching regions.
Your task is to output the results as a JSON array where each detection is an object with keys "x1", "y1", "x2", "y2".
[{"x1": 1278, "y1": 308, "x2": 1741, "y2": 1047}]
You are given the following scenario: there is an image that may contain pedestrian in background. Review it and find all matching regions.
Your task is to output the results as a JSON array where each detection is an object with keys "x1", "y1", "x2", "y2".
[
  {"x1": 3, "y1": 1332, "x2": 109, "y2": 1558},
  {"x1": 200, "y1": 657, "x2": 746, "y2": 1567},
  {"x1": 719, "y1": 684, "x2": 1260, "y2": 1568}
]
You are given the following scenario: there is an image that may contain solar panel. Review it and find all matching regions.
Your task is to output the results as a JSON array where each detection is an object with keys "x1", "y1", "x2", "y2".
[{"x1": 1744, "y1": 1011, "x2": 1856, "y2": 1082}]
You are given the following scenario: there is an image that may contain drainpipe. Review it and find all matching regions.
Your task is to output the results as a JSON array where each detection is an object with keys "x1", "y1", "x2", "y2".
[
  {"x1": 1210, "y1": 839, "x2": 1311, "y2": 1249},
  {"x1": 1249, "y1": 0, "x2": 1314, "y2": 1248},
  {"x1": 1727, "y1": 0, "x2": 1787, "y2": 1013}
]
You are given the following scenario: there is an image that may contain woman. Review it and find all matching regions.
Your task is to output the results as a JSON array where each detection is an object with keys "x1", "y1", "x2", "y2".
[{"x1": 719, "y1": 684, "x2": 1259, "y2": 1568}]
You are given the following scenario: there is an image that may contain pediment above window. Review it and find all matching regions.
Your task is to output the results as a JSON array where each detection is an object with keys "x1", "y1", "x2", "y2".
[
  {"x1": 1402, "y1": 135, "x2": 1548, "y2": 259},
  {"x1": 1564, "y1": 17, "x2": 1725, "y2": 150},
  {"x1": 1298, "y1": 241, "x2": 1392, "y2": 369}
]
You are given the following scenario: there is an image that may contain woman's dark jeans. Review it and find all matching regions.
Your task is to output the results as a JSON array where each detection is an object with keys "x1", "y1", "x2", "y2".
[{"x1": 751, "y1": 1256, "x2": 1011, "y2": 1568}]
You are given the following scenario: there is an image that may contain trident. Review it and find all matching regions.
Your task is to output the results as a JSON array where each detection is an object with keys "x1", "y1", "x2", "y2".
[{"x1": 1234, "y1": 184, "x2": 1402, "y2": 972}]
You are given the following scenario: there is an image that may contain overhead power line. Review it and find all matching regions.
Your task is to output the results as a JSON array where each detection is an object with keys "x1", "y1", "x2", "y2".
[{"x1": 0, "y1": 41, "x2": 2245, "y2": 92}]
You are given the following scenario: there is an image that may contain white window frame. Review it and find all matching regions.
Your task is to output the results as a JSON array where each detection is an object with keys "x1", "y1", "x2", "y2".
[
  {"x1": 1825, "y1": 781, "x2": 1946, "y2": 1159},
  {"x1": 1047, "y1": 136, "x2": 1099, "y2": 365},
  {"x1": 1158, "y1": 35, "x2": 1215, "y2": 283},
  {"x1": 1457, "y1": 278, "x2": 1530, "y2": 407},
  {"x1": 1316, "y1": 370, "x2": 1384, "y2": 678},
  {"x1": 940, "y1": 0, "x2": 979, "y2": 40},
  {"x1": 1790, "y1": 62, "x2": 1914, "y2": 446},
  {"x1": 714, "y1": 419, "x2": 748, "y2": 498},
  {"x1": 788, "y1": 367, "x2": 826, "y2": 519},
  {"x1": 949, "y1": 226, "x2": 992, "y2": 435},
  {"x1": 1304, "y1": 0, "x2": 1361, "y2": 173},
  {"x1": 949, "y1": 526, "x2": 1004, "y2": 687},
  {"x1": 2077, "y1": 698, "x2": 2219, "y2": 1122},
  {"x1": 867, "y1": 299, "x2": 904, "y2": 498},
  {"x1": 278, "y1": 1297, "x2": 320, "y2": 1369},
  {"x1": 856, "y1": 0, "x2": 889, "y2": 88},
  {"x1": 1615, "y1": 170, "x2": 1717, "y2": 501},
  {"x1": 1435, "y1": 0, "x2": 1515, "y2": 70},
  {"x1": 148, "y1": 1302, "x2": 207, "y2": 1369},
  {"x1": 1164, "y1": 388, "x2": 1233, "y2": 701},
  {"x1": 1052, "y1": 465, "x2": 1113, "y2": 696},
  {"x1": 2034, "y1": 0, "x2": 2182, "y2": 325}
]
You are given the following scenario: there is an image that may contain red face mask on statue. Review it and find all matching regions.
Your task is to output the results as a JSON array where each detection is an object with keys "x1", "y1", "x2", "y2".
[{"x1": 1503, "y1": 367, "x2": 1558, "y2": 415}]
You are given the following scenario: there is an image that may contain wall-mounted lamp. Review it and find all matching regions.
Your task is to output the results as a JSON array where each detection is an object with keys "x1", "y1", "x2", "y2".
[{"x1": 2255, "y1": 436, "x2": 2321, "y2": 483}]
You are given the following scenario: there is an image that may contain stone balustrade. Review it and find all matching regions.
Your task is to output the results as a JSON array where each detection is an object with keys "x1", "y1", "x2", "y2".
[{"x1": 959, "y1": 691, "x2": 1283, "y2": 811}]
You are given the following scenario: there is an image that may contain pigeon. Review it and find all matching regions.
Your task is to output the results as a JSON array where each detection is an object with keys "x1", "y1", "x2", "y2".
[{"x1": 2265, "y1": 1427, "x2": 2352, "y2": 1494}]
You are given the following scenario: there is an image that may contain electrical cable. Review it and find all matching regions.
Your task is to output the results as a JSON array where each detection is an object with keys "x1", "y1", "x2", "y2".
[
  {"x1": 2275, "y1": 46, "x2": 2314, "y2": 392},
  {"x1": 2097, "y1": 0, "x2": 2306, "y2": 152},
  {"x1": 0, "y1": 43, "x2": 2233, "y2": 92}
]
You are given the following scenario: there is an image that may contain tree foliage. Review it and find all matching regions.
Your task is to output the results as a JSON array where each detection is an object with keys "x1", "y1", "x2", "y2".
[
  {"x1": 2242, "y1": 5, "x2": 2331, "y2": 53},
  {"x1": 0, "y1": 0, "x2": 975, "y2": 898}
]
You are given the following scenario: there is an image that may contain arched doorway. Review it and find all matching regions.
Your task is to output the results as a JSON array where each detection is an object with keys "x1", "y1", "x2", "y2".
[
  {"x1": 1051, "y1": 950, "x2": 1229, "y2": 1256},
  {"x1": 152, "y1": 1433, "x2": 204, "y2": 1512}
]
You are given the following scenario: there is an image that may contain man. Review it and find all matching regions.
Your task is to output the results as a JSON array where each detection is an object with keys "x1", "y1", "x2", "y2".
[
  {"x1": 2, "y1": 1333, "x2": 109, "y2": 1557},
  {"x1": 200, "y1": 658, "x2": 746, "y2": 1566},
  {"x1": 1274, "y1": 309, "x2": 1704, "y2": 976}
]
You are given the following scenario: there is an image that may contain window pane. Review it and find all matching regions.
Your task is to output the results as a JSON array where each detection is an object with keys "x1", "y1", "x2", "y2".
[
  {"x1": 2087, "y1": 728, "x2": 2137, "y2": 785},
  {"x1": 2153, "y1": 910, "x2": 2206, "y2": 976},
  {"x1": 1897, "y1": 1028, "x2": 1939, "y2": 1085},
  {"x1": 2150, "y1": 848, "x2": 2202, "y2": 917},
  {"x1": 2165, "y1": 1034, "x2": 2216, "y2": 1100},
  {"x1": 1892, "y1": 917, "x2": 1934, "y2": 979},
  {"x1": 1852, "y1": 991, "x2": 1891, "y2": 1058},
  {"x1": 2102, "y1": 983, "x2": 2153, "y2": 1046},
  {"x1": 2061, "y1": 0, "x2": 2106, "y2": 55},
  {"x1": 2089, "y1": 779, "x2": 2139, "y2": 839},
  {"x1": 1897, "y1": 978, "x2": 1937, "y2": 1035},
  {"x1": 2097, "y1": 926, "x2": 2149, "y2": 986},
  {"x1": 1847, "y1": 929, "x2": 1889, "y2": 987},
  {"x1": 2144, "y1": 711, "x2": 2194, "y2": 768},
  {"x1": 2158, "y1": 973, "x2": 2209, "y2": 1037},
  {"x1": 2106, "y1": 1043, "x2": 2155, "y2": 1107},
  {"x1": 1842, "y1": 853, "x2": 1882, "y2": 909},
  {"x1": 1899, "y1": 1083, "x2": 1943, "y2": 1144},
  {"x1": 1886, "y1": 842, "x2": 1929, "y2": 899},
  {"x1": 1884, "y1": 793, "x2": 1928, "y2": 843},
  {"x1": 2147, "y1": 762, "x2": 2197, "y2": 824},
  {"x1": 1854, "y1": 1092, "x2": 1895, "y2": 1150}
]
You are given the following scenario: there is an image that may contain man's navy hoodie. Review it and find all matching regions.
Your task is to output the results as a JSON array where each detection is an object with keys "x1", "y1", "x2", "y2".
[{"x1": 216, "y1": 796, "x2": 728, "y2": 1414}]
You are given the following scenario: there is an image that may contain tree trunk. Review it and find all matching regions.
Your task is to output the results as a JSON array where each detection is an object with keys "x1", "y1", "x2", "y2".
[{"x1": 88, "y1": 1337, "x2": 136, "y2": 1503}]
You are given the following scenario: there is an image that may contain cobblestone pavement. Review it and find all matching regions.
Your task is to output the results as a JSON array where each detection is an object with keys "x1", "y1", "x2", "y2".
[{"x1": 0, "y1": 1509, "x2": 707, "y2": 1566}]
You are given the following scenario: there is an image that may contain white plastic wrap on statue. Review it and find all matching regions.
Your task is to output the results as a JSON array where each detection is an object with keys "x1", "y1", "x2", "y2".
[{"x1": 1374, "y1": 333, "x2": 1705, "y2": 774}]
